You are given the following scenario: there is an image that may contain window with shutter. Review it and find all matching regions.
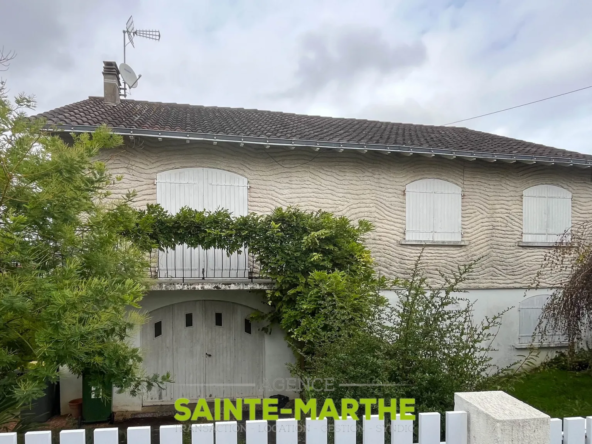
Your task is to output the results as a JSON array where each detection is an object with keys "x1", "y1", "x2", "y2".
[
  {"x1": 156, "y1": 168, "x2": 249, "y2": 278},
  {"x1": 523, "y1": 185, "x2": 571, "y2": 243},
  {"x1": 405, "y1": 179, "x2": 462, "y2": 242},
  {"x1": 518, "y1": 294, "x2": 567, "y2": 345}
]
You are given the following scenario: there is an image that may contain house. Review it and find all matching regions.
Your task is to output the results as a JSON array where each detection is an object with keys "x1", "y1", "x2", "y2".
[{"x1": 38, "y1": 62, "x2": 592, "y2": 415}]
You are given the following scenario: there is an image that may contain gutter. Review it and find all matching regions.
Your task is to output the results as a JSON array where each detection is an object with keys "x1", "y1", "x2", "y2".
[{"x1": 48, "y1": 124, "x2": 592, "y2": 168}]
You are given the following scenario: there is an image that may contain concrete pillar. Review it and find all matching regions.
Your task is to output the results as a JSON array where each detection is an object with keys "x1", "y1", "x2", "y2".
[{"x1": 454, "y1": 391, "x2": 550, "y2": 444}]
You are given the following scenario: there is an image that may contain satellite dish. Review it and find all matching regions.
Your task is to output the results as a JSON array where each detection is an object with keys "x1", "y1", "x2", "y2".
[{"x1": 119, "y1": 63, "x2": 140, "y2": 88}]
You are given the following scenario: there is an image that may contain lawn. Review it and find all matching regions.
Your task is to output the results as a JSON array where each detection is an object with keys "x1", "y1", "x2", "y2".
[{"x1": 510, "y1": 368, "x2": 592, "y2": 418}]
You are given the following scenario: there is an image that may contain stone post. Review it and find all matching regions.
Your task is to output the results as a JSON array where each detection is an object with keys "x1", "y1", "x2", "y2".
[{"x1": 454, "y1": 391, "x2": 550, "y2": 444}]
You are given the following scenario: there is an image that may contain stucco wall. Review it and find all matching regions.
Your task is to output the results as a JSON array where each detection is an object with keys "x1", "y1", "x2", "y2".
[{"x1": 97, "y1": 138, "x2": 592, "y2": 288}]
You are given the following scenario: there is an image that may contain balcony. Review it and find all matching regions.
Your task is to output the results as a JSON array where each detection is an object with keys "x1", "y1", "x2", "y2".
[{"x1": 148, "y1": 246, "x2": 273, "y2": 291}]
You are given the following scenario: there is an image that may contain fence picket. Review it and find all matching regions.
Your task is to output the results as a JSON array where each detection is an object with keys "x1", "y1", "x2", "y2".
[
  {"x1": 247, "y1": 420, "x2": 268, "y2": 444},
  {"x1": 306, "y1": 418, "x2": 327, "y2": 444},
  {"x1": 25, "y1": 431, "x2": 51, "y2": 444},
  {"x1": 564, "y1": 417, "x2": 586, "y2": 444},
  {"x1": 550, "y1": 418, "x2": 563, "y2": 444},
  {"x1": 587, "y1": 417, "x2": 592, "y2": 444},
  {"x1": 94, "y1": 428, "x2": 118, "y2": 444},
  {"x1": 192, "y1": 423, "x2": 214, "y2": 444},
  {"x1": 127, "y1": 426, "x2": 150, "y2": 443},
  {"x1": 0, "y1": 433, "x2": 17, "y2": 444},
  {"x1": 60, "y1": 429, "x2": 85, "y2": 444},
  {"x1": 419, "y1": 412, "x2": 440, "y2": 444},
  {"x1": 446, "y1": 411, "x2": 467, "y2": 444},
  {"x1": 391, "y1": 414, "x2": 413, "y2": 444},
  {"x1": 216, "y1": 421, "x2": 238, "y2": 444},
  {"x1": 335, "y1": 417, "x2": 356, "y2": 444},
  {"x1": 363, "y1": 415, "x2": 384, "y2": 444},
  {"x1": 160, "y1": 425, "x2": 183, "y2": 444},
  {"x1": 276, "y1": 418, "x2": 298, "y2": 444}
]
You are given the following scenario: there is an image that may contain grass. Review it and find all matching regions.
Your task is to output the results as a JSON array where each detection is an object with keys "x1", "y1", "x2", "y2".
[{"x1": 510, "y1": 368, "x2": 592, "y2": 418}]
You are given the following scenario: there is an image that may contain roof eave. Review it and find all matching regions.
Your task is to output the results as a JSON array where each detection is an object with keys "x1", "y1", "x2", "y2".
[{"x1": 46, "y1": 124, "x2": 592, "y2": 169}]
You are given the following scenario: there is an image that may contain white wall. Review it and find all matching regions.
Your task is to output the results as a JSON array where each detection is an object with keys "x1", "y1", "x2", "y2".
[{"x1": 381, "y1": 287, "x2": 566, "y2": 370}]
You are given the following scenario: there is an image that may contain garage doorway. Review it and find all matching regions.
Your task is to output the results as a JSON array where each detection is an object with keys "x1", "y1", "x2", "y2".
[{"x1": 140, "y1": 301, "x2": 264, "y2": 405}]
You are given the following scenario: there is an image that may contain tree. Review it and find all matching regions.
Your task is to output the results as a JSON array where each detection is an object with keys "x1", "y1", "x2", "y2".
[
  {"x1": 0, "y1": 47, "x2": 16, "y2": 71},
  {"x1": 0, "y1": 83, "x2": 168, "y2": 425},
  {"x1": 534, "y1": 223, "x2": 592, "y2": 349}
]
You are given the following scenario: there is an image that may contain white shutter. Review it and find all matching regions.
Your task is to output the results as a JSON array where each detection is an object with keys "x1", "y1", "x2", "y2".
[
  {"x1": 156, "y1": 168, "x2": 248, "y2": 279},
  {"x1": 406, "y1": 179, "x2": 462, "y2": 241},
  {"x1": 518, "y1": 294, "x2": 566, "y2": 344},
  {"x1": 523, "y1": 185, "x2": 571, "y2": 243}
]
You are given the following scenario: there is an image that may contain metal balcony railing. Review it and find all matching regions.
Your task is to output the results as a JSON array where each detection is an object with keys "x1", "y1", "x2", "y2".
[{"x1": 149, "y1": 245, "x2": 262, "y2": 282}]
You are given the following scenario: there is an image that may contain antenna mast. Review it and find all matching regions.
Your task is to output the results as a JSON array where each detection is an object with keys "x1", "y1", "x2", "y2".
[{"x1": 122, "y1": 16, "x2": 161, "y2": 97}]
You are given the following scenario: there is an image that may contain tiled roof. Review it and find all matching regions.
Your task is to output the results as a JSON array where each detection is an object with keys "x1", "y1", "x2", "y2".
[{"x1": 35, "y1": 96, "x2": 591, "y2": 161}]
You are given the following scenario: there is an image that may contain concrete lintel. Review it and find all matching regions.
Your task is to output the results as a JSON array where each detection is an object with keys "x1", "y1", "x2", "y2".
[
  {"x1": 152, "y1": 280, "x2": 274, "y2": 291},
  {"x1": 454, "y1": 391, "x2": 550, "y2": 444}
]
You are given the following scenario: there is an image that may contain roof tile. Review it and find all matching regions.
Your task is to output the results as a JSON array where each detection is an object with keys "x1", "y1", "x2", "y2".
[{"x1": 34, "y1": 97, "x2": 591, "y2": 160}]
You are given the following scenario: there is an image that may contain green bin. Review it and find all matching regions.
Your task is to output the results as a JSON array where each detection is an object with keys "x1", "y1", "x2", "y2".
[{"x1": 82, "y1": 375, "x2": 112, "y2": 423}]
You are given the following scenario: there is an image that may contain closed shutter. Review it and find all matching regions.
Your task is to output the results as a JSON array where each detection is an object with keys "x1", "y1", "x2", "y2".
[
  {"x1": 156, "y1": 168, "x2": 248, "y2": 278},
  {"x1": 518, "y1": 294, "x2": 566, "y2": 344},
  {"x1": 406, "y1": 179, "x2": 462, "y2": 241},
  {"x1": 523, "y1": 185, "x2": 571, "y2": 243}
]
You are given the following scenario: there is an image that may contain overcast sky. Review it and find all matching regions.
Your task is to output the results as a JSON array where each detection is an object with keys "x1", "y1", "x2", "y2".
[{"x1": 1, "y1": 0, "x2": 591, "y2": 154}]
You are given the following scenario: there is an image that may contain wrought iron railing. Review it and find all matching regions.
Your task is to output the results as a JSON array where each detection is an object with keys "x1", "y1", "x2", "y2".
[{"x1": 149, "y1": 245, "x2": 262, "y2": 282}]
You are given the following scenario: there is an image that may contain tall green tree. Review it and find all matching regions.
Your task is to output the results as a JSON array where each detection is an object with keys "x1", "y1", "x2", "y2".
[{"x1": 0, "y1": 82, "x2": 167, "y2": 420}]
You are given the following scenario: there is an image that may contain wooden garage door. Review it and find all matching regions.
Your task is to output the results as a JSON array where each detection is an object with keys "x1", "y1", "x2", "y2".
[{"x1": 141, "y1": 301, "x2": 264, "y2": 405}]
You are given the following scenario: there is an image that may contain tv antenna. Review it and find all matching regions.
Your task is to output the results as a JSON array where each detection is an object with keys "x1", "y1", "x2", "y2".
[{"x1": 121, "y1": 15, "x2": 160, "y2": 97}]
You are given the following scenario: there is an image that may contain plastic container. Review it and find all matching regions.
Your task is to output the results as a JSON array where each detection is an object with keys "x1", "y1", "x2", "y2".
[
  {"x1": 21, "y1": 381, "x2": 58, "y2": 423},
  {"x1": 81, "y1": 376, "x2": 112, "y2": 423}
]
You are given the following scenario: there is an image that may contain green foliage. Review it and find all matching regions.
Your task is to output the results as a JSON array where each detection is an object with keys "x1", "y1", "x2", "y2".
[
  {"x1": 0, "y1": 396, "x2": 33, "y2": 434},
  {"x1": 291, "y1": 257, "x2": 511, "y2": 414},
  {"x1": 126, "y1": 205, "x2": 386, "y2": 357},
  {"x1": 0, "y1": 83, "x2": 169, "y2": 422},
  {"x1": 542, "y1": 349, "x2": 592, "y2": 372}
]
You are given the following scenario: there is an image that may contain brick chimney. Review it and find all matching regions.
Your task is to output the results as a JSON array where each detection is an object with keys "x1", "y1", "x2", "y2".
[{"x1": 102, "y1": 61, "x2": 121, "y2": 105}]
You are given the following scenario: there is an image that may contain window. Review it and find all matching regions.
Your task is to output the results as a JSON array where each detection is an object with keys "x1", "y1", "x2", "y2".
[
  {"x1": 518, "y1": 295, "x2": 566, "y2": 345},
  {"x1": 405, "y1": 179, "x2": 462, "y2": 242},
  {"x1": 215, "y1": 313, "x2": 222, "y2": 326},
  {"x1": 186, "y1": 313, "x2": 193, "y2": 327},
  {"x1": 523, "y1": 185, "x2": 571, "y2": 243},
  {"x1": 154, "y1": 321, "x2": 162, "y2": 338},
  {"x1": 245, "y1": 319, "x2": 252, "y2": 334},
  {"x1": 156, "y1": 168, "x2": 249, "y2": 279}
]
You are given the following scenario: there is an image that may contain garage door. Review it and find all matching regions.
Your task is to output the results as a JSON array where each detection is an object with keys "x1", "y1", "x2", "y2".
[{"x1": 141, "y1": 301, "x2": 264, "y2": 405}]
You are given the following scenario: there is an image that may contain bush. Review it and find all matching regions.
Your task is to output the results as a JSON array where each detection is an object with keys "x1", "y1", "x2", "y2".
[
  {"x1": 543, "y1": 349, "x2": 592, "y2": 372},
  {"x1": 292, "y1": 257, "x2": 511, "y2": 415}
]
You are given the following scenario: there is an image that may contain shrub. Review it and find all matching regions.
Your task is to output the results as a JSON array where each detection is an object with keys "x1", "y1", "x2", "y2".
[{"x1": 293, "y1": 257, "x2": 511, "y2": 415}]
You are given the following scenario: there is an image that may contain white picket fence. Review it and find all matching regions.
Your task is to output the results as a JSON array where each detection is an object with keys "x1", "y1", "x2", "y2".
[
  {"x1": 0, "y1": 412, "x2": 468, "y2": 444},
  {"x1": 551, "y1": 417, "x2": 592, "y2": 444},
  {"x1": 3, "y1": 413, "x2": 592, "y2": 443}
]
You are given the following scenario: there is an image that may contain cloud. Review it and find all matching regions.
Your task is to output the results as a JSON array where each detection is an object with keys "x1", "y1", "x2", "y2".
[
  {"x1": 1, "y1": 0, "x2": 591, "y2": 154},
  {"x1": 279, "y1": 26, "x2": 427, "y2": 98}
]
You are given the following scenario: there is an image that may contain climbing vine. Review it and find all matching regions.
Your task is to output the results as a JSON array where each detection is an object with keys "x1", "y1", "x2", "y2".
[{"x1": 123, "y1": 205, "x2": 387, "y2": 359}]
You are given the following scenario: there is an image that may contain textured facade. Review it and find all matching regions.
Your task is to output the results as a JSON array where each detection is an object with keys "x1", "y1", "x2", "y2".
[{"x1": 98, "y1": 138, "x2": 592, "y2": 289}]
